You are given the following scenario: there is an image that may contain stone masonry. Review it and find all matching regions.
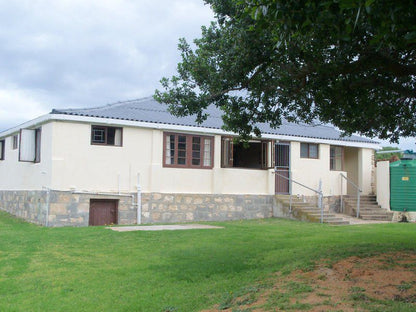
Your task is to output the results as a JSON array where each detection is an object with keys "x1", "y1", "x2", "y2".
[
  {"x1": 0, "y1": 190, "x2": 274, "y2": 227},
  {"x1": 0, "y1": 190, "x2": 48, "y2": 225},
  {"x1": 0, "y1": 190, "x2": 136, "y2": 227},
  {"x1": 141, "y1": 193, "x2": 274, "y2": 223},
  {"x1": 48, "y1": 191, "x2": 135, "y2": 227}
]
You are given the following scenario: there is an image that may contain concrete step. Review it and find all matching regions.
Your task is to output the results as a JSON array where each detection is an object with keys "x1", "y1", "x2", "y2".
[
  {"x1": 344, "y1": 199, "x2": 378, "y2": 204},
  {"x1": 294, "y1": 207, "x2": 321, "y2": 212},
  {"x1": 324, "y1": 220, "x2": 350, "y2": 225},
  {"x1": 347, "y1": 195, "x2": 376, "y2": 199},
  {"x1": 276, "y1": 196, "x2": 351, "y2": 225},
  {"x1": 343, "y1": 195, "x2": 393, "y2": 221},
  {"x1": 360, "y1": 215, "x2": 392, "y2": 221},
  {"x1": 308, "y1": 213, "x2": 337, "y2": 218},
  {"x1": 279, "y1": 201, "x2": 312, "y2": 206}
]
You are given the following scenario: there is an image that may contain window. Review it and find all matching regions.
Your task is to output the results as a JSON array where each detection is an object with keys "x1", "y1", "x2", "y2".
[
  {"x1": 221, "y1": 137, "x2": 269, "y2": 169},
  {"x1": 330, "y1": 146, "x2": 343, "y2": 171},
  {"x1": 34, "y1": 128, "x2": 41, "y2": 163},
  {"x1": 91, "y1": 126, "x2": 122, "y2": 146},
  {"x1": 0, "y1": 140, "x2": 4, "y2": 160},
  {"x1": 163, "y1": 133, "x2": 213, "y2": 168},
  {"x1": 300, "y1": 143, "x2": 319, "y2": 159},
  {"x1": 12, "y1": 135, "x2": 18, "y2": 150},
  {"x1": 19, "y1": 128, "x2": 41, "y2": 163}
]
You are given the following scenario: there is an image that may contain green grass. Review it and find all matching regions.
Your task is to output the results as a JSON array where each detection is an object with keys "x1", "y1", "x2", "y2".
[{"x1": 0, "y1": 211, "x2": 415, "y2": 311}]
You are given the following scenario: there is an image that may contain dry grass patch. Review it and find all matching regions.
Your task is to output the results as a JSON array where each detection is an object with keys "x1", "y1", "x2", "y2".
[{"x1": 203, "y1": 252, "x2": 416, "y2": 311}]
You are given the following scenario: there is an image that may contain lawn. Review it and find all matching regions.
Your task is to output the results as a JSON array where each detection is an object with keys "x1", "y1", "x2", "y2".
[{"x1": 0, "y1": 211, "x2": 415, "y2": 311}]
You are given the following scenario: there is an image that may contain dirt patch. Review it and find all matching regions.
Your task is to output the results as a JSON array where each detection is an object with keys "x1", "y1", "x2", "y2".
[{"x1": 202, "y1": 252, "x2": 416, "y2": 311}]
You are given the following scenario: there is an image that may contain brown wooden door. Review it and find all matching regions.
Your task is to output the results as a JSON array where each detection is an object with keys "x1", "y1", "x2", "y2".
[
  {"x1": 275, "y1": 143, "x2": 290, "y2": 194},
  {"x1": 89, "y1": 199, "x2": 118, "y2": 226}
]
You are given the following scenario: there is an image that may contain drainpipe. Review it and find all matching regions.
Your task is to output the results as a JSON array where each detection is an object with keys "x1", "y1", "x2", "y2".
[
  {"x1": 71, "y1": 190, "x2": 133, "y2": 197},
  {"x1": 137, "y1": 173, "x2": 142, "y2": 224},
  {"x1": 117, "y1": 173, "x2": 120, "y2": 195}
]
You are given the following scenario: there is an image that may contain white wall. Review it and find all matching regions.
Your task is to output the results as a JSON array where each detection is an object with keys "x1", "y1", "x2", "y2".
[
  {"x1": 49, "y1": 124, "x2": 272, "y2": 194},
  {"x1": 344, "y1": 147, "x2": 359, "y2": 195},
  {"x1": 1, "y1": 120, "x2": 376, "y2": 197},
  {"x1": 376, "y1": 161, "x2": 390, "y2": 209},
  {"x1": 290, "y1": 142, "x2": 346, "y2": 196},
  {"x1": 358, "y1": 148, "x2": 374, "y2": 195},
  {"x1": 0, "y1": 124, "x2": 52, "y2": 190},
  {"x1": 51, "y1": 121, "x2": 154, "y2": 192}
]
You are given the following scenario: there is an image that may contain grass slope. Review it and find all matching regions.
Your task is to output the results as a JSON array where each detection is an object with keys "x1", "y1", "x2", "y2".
[{"x1": 0, "y1": 211, "x2": 415, "y2": 311}]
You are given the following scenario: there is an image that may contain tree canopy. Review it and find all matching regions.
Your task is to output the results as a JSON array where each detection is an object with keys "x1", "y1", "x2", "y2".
[{"x1": 154, "y1": 0, "x2": 416, "y2": 141}]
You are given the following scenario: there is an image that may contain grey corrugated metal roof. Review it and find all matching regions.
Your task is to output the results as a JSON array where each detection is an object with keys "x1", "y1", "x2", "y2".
[{"x1": 51, "y1": 97, "x2": 376, "y2": 144}]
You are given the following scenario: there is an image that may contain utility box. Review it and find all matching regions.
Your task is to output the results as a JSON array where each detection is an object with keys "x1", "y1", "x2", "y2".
[{"x1": 390, "y1": 159, "x2": 416, "y2": 212}]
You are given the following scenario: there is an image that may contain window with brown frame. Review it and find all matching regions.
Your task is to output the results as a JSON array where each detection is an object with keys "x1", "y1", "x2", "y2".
[
  {"x1": 221, "y1": 137, "x2": 269, "y2": 169},
  {"x1": 163, "y1": 132, "x2": 213, "y2": 168},
  {"x1": 91, "y1": 126, "x2": 122, "y2": 146},
  {"x1": 0, "y1": 140, "x2": 4, "y2": 160},
  {"x1": 330, "y1": 146, "x2": 343, "y2": 171},
  {"x1": 300, "y1": 143, "x2": 319, "y2": 159}
]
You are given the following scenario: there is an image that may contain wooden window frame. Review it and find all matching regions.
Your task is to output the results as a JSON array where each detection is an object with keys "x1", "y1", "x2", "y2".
[
  {"x1": 0, "y1": 140, "x2": 4, "y2": 160},
  {"x1": 163, "y1": 132, "x2": 214, "y2": 169},
  {"x1": 300, "y1": 143, "x2": 319, "y2": 159},
  {"x1": 330, "y1": 145, "x2": 344, "y2": 171},
  {"x1": 91, "y1": 126, "x2": 123, "y2": 146},
  {"x1": 221, "y1": 137, "x2": 270, "y2": 169}
]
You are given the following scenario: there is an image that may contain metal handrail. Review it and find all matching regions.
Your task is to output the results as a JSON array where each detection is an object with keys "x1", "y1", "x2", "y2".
[
  {"x1": 340, "y1": 173, "x2": 362, "y2": 218},
  {"x1": 274, "y1": 169, "x2": 324, "y2": 223}
]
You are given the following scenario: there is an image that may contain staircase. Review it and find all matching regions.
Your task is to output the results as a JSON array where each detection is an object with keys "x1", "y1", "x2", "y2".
[
  {"x1": 275, "y1": 195, "x2": 350, "y2": 225},
  {"x1": 343, "y1": 195, "x2": 393, "y2": 221}
]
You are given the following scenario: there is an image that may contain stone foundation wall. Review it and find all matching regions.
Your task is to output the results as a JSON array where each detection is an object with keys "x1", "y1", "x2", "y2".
[
  {"x1": 392, "y1": 212, "x2": 416, "y2": 223},
  {"x1": 0, "y1": 190, "x2": 48, "y2": 225},
  {"x1": 141, "y1": 193, "x2": 274, "y2": 223},
  {"x1": 0, "y1": 190, "x2": 274, "y2": 227},
  {"x1": 47, "y1": 192, "x2": 136, "y2": 227},
  {"x1": 0, "y1": 190, "x2": 136, "y2": 227}
]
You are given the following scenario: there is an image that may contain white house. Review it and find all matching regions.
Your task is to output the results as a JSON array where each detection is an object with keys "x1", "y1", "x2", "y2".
[{"x1": 0, "y1": 97, "x2": 379, "y2": 226}]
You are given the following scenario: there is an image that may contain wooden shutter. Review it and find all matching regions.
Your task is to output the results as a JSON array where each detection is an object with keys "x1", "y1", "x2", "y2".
[
  {"x1": 261, "y1": 141, "x2": 268, "y2": 169},
  {"x1": 221, "y1": 137, "x2": 233, "y2": 167}
]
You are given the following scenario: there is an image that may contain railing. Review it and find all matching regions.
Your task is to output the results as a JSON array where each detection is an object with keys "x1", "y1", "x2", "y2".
[
  {"x1": 274, "y1": 169, "x2": 324, "y2": 223},
  {"x1": 340, "y1": 173, "x2": 362, "y2": 218}
]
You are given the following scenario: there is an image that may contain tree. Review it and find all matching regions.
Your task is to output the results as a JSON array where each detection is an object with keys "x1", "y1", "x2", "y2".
[
  {"x1": 375, "y1": 146, "x2": 403, "y2": 162},
  {"x1": 154, "y1": 0, "x2": 416, "y2": 141}
]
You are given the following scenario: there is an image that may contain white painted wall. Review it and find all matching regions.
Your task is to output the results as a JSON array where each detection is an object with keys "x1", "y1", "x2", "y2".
[
  {"x1": 358, "y1": 148, "x2": 374, "y2": 195},
  {"x1": 0, "y1": 120, "x2": 376, "y2": 196},
  {"x1": 344, "y1": 147, "x2": 359, "y2": 195},
  {"x1": 376, "y1": 161, "x2": 390, "y2": 209},
  {"x1": 48, "y1": 124, "x2": 272, "y2": 194},
  {"x1": 51, "y1": 121, "x2": 156, "y2": 192},
  {"x1": 290, "y1": 142, "x2": 347, "y2": 196},
  {"x1": 0, "y1": 123, "x2": 52, "y2": 190}
]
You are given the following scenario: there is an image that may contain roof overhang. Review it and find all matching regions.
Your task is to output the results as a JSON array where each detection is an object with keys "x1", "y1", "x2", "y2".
[{"x1": 0, "y1": 113, "x2": 381, "y2": 150}]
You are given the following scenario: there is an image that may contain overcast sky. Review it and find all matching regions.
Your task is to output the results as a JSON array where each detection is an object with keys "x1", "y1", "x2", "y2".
[
  {"x1": 0, "y1": 0, "x2": 414, "y2": 150},
  {"x1": 0, "y1": 0, "x2": 213, "y2": 129}
]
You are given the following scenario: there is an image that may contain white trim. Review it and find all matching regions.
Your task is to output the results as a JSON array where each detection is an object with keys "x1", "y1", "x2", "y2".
[{"x1": 0, "y1": 113, "x2": 380, "y2": 149}]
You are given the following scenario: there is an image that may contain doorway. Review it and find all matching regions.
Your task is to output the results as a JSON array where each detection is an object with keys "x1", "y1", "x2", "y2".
[
  {"x1": 89, "y1": 199, "x2": 118, "y2": 226},
  {"x1": 275, "y1": 142, "x2": 290, "y2": 194}
]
